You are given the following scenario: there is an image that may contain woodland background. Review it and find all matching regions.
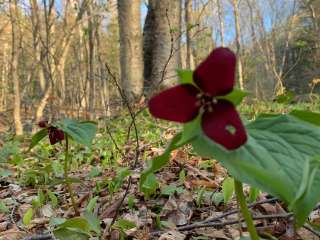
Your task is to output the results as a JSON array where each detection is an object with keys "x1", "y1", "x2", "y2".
[{"x1": 0, "y1": 0, "x2": 319, "y2": 135}]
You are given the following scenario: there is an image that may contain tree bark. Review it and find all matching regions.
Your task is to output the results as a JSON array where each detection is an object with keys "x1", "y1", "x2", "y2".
[
  {"x1": 117, "y1": 0, "x2": 144, "y2": 101},
  {"x1": 217, "y1": 0, "x2": 225, "y2": 47},
  {"x1": 143, "y1": 0, "x2": 181, "y2": 90},
  {"x1": 9, "y1": 0, "x2": 23, "y2": 135},
  {"x1": 232, "y1": 0, "x2": 244, "y2": 90},
  {"x1": 185, "y1": 0, "x2": 192, "y2": 69}
]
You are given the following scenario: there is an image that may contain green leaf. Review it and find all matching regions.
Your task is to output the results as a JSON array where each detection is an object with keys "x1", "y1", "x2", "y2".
[
  {"x1": 38, "y1": 189, "x2": 46, "y2": 206},
  {"x1": 83, "y1": 211, "x2": 101, "y2": 235},
  {"x1": 0, "y1": 169, "x2": 12, "y2": 177},
  {"x1": 139, "y1": 132, "x2": 185, "y2": 191},
  {"x1": 178, "y1": 115, "x2": 202, "y2": 146},
  {"x1": 274, "y1": 90, "x2": 295, "y2": 104},
  {"x1": 248, "y1": 187, "x2": 260, "y2": 203},
  {"x1": 53, "y1": 228, "x2": 89, "y2": 240},
  {"x1": 0, "y1": 141, "x2": 19, "y2": 163},
  {"x1": 57, "y1": 119, "x2": 97, "y2": 148},
  {"x1": 113, "y1": 219, "x2": 136, "y2": 231},
  {"x1": 49, "y1": 217, "x2": 66, "y2": 227},
  {"x1": 161, "y1": 184, "x2": 178, "y2": 196},
  {"x1": 218, "y1": 88, "x2": 249, "y2": 105},
  {"x1": 88, "y1": 166, "x2": 101, "y2": 178},
  {"x1": 57, "y1": 217, "x2": 90, "y2": 233},
  {"x1": 23, "y1": 208, "x2": 33, "y2": 225},
  {"x1": 290, "y1": 110, "x2": 320, "y2": 127},
  {"x1": 28, "y1": 128, "x2": 48, "y2": 151},
  {"x1": 177, "y1": 69, "x2": 195, "y2": 85},
  {"x1": 222, "y1": 177, "x2": 234, "y2": 203},
  {"x1": 0, "y1": 200, "x2": 9, "y2": 213},
  {"x1": 48, "y1": 191, "x2": 58, "y2": 207},
  {"x1": 140, "y1": 173, "x2": 158, "y2": 197},
  {"x1": 191, "y1": 114, "x2": 320, "y2": 226},
  {"x1": 212, "y1": 192, "x2": 224, "y2": 206},
  {"x1": 86, "y1": 196, "x2": 99, "y2": 213}
]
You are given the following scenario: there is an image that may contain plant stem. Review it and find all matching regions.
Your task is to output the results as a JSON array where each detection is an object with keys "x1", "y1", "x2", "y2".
[
  {"x1": 234, "y1": 179, "x2": 259, "y2": 240},
  {"x1": 64, "y1": 136, "x2": 79, "y2": 215}
]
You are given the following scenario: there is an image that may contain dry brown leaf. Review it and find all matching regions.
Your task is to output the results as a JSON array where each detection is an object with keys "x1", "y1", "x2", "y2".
[
  {"x1": 190, "y1": 179, "x2": 219, "y2": 189},
  {"x1": 159, "y1": 230, "x2": 186, "y2": 240}
]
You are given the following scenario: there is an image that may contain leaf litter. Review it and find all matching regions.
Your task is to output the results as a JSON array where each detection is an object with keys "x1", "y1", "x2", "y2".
[{"x1": 0, "y1": 121, "x2": 319, "y2": 240}]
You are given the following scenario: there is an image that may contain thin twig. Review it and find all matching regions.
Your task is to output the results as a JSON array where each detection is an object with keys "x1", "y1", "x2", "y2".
[
  {"x1": 104, "y1": 63, "x2": 141, "y2": 235},
  {"x1": 105, "y1": 124, "x2": 125, "y2": 159},
  {"x1": 152, "y1": 212, "x2": 292, "y2": 236},
  {"x1": 177, "y1": 197, "x2": 278, "y2": 231},
  {"x1": 303, "y1": 224, "x2": 320, "y2": 238},
  {"x1": 22, "y1": 234, "x2": 53, "y2": 240}
]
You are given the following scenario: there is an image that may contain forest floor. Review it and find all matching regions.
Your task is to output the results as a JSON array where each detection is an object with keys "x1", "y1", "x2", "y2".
[{"x1": 0, "y1": 101, "x2": 320, "y2": 240}]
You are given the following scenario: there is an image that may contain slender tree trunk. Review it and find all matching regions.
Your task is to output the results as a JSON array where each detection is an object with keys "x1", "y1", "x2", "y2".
[
  {"x1": 185, "y1": 0, "x2": 192, "y2": 69},
  {"x1": 87, "y1": 4, "x2": 95, "y2": 118},
  {"x1": 117, "y1": 0, "x2": 144, "y2": 101},
  {"x1": 9, "y1": 0, "x2": 23, "y2": 135},
  {"x1": 232, "y1": 0, "x2": 244, "y2": 90},
  {"x1": 0, "y1": 43, "x2": 9, "y2": 111},
  {"x1": 217, "y1": 0, "x2": 225, "y2": 47}
]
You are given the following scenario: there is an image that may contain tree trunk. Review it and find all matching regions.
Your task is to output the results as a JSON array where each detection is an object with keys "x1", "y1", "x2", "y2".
[
  {"x1": 232, "y1": 0, "x2": 244, "y2": 90},
  {"x1": 143, "y1": 0, "x2": 181, "y2": 90},
  {"x1": 217, "y1": 0, "x2": 225, "y2": 47},
  {"x1": 9, "y1": 0, "x2": 23, "y2": 135},
  {"x1": 185, "y1": 0, "x2": 192, "y2": 69},
  {"x1": 87, "y1": 4, "x2": 95, "y2": 118},
  {"x1": 117, "y1": 0, "x2": 144, "y2": 101}
]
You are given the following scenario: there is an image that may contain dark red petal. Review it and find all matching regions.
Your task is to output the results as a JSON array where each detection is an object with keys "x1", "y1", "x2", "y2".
[
  {"x1": 148, "y1": 84, "x2": 200, "y2": 123},
  {"x1": 193, "y1": 47, "x2": 236, "y2": 96},
  {"x1": 48, "y1": 128, "x2": 58, "y2": 145},
  {"x1": 54, "y1": 129, "x2": 65, "y2": 141},
  {"x1": 201, "y1": 100, "x2": 247, "y2": 150},
  {"x1": 38, "y1": 120, "x2": 48, "y2": 128}
]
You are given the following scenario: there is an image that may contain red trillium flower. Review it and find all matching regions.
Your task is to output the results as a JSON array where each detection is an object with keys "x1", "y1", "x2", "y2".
[
  {"x1": 38, "y1": 120, "x2": 65, "y2": 145},
  {"x1": 148, "y1": 47, "x2": 247, "y2": 150}
]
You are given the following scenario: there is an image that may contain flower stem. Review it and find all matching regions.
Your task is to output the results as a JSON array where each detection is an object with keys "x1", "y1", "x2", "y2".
[
  {"x1": 234, "y1": 179, "x2": 259, "y2": 240},
  {"x1": 64, "y1": 136, "x2": 79, "y2": 215}
]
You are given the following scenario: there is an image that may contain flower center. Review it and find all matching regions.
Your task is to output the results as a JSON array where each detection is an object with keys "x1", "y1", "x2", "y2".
[{"x1": 196, "y1": 93, "x2": 218, "y2": 113}]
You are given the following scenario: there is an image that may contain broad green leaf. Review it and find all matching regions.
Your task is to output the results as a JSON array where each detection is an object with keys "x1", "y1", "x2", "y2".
[
  {"x1": 161, "y1": 184, "x2": 179, "y2": 196},
  {"x1": 53, "y1": 228, "x2": 89, "y2": 240},
  {"x1": 83, "y1": 211, "x2": 101, "y2": 235},
  {"x1": 57, "y1": 119, "x2": 97, "y2": 148},
  {"x1": 140, "y1": 173, "x2": 158, "y2": 196},
  {"x1": 222, "y1": 177, "x2": 234, "y2": 203},
  {"x1": 28, "y1": 128, "x2": 48, "y2": 151},
  {"x1": 23, "y1": 208, "x2": 33, "y2": 225},
  {"x1": 177, "y1": 69, "x2": 195, "y2": 85},
  {"x1": 191, "y1": 114, "x2": 320, "y2": 226},
  {"x1": 57, "y1": 217, "x2": 90, "y2": 233},
  {"x1": 218, "y1": 88, "x2": 249, "y2": 105},
  {"x1": 139, "y1": 133, "x2": 184, "y2": 191},
  {"x1": 49, "y1": 217, "x2": 66, "y2": 227},
  {"x1": 113, "y1": 219, "x2": 136, "y2": 231},
  {"x1": 290, "y1": 110, "x2": 320, "y2": 126}
]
